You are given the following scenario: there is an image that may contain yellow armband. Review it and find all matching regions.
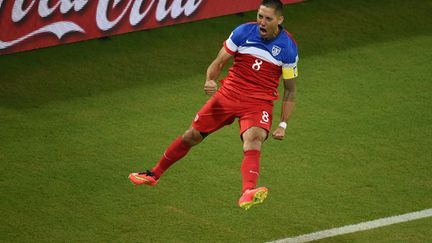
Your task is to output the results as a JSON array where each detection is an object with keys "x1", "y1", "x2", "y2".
[{"x1": 282, "y1": 66, "x2": 298, "y2": 79}]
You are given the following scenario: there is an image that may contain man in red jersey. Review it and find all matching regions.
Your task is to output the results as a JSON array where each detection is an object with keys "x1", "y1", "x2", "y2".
[{"x1": 129, "y1": 0, "x2": 298, "y2": 210}]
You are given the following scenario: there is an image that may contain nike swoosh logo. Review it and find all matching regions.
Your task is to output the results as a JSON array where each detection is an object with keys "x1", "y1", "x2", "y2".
[{"x1": 246, "y1": 40, "x2": 259, "y2": 44}]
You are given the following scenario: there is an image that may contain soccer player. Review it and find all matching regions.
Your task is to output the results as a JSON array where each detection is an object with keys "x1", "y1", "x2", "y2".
[{"x1": 129, "y1": 0, "x2": 298, "y2": 210}]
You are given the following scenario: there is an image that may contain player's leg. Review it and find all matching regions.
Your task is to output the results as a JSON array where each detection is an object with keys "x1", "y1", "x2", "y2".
[
  {"x1": 128, "y1": 127, "x2": 204, "y2": 186},
  {"x1": 129, "y1": 91, "x2": 235, "y2": 186},
  {"x1": 241, "y1": 126, "x2": 267, "y2": 188},
  {"x1": 150, "y1": 127, "x2": 204, "y2": 179},
  {"x1": 238, "y1": 126, "x2": 269, "y2": 210},
  {"x1": 242, "y1": 126, "x2": 267, "y2": 151},
  {"x1": 237, "y1": 104, "x2": 273, "y2": 209},
  {"x1": 241, "y1": 126, "x2": 267, "y2": 193},
  {"x1": 240, "y1": 107, "x2": 272, "y2": 193}
]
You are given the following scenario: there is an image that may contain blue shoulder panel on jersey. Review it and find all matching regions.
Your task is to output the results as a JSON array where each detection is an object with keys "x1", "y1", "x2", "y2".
[{"x1": 229, "y1": 23, "x2": 257, "y2": 47}]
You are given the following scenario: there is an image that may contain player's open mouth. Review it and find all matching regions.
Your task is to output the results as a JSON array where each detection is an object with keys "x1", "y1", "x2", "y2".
[{"x1": 259, "y1": 27, "x2": 268, "y2": 38}]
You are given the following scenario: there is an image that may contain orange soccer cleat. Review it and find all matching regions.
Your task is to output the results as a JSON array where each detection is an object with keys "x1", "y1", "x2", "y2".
[
  {"x1": 128, "y1": 170, "x2": 158, "y2": 186},
  {"x1": 238, "y1": 187, "x2": 268, "y2": 210}
]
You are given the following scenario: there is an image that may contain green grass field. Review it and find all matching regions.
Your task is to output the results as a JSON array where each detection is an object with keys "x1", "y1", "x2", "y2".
[{"x1": 1, "y1": 0, "x2": 431, "y2": 242}]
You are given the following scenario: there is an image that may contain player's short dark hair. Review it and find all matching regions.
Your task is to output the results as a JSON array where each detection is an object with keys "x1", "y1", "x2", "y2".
[{"x1": 261, "y1": 0, "x2": 284, "y2": 16}]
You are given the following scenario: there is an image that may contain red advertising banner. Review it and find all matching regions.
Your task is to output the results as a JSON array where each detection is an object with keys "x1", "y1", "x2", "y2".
[{"x1": 0, "y1": 0, "x2": 303, "y2": 55}]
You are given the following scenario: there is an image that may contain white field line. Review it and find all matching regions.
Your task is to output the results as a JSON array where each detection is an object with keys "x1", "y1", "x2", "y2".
[{"x1": 268, "y1": 208, "x2": 432, "y2": 243}]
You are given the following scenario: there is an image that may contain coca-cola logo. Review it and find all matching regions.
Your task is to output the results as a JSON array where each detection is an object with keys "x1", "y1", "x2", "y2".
[{"x1": 0, "y1": 0, "x2": 203, "y2": 50}]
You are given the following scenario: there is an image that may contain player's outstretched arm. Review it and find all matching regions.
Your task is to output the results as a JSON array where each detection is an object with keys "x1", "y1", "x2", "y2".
[
  {"x1": 272, "y1": 78, "x2": 296, "y2": 140},
  {"x1": 204, "y1": 47, "x2": 232, "y2": 95}
]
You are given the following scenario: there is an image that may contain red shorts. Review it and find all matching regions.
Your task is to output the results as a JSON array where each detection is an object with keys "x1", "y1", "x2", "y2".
[{"x1": 192, "y1": 87, "x2": 274, "y2": 135}]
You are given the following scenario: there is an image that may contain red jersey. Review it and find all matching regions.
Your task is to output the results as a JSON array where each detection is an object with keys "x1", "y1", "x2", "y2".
[{"x1": 222, "y1": 22, "x2": 299, "y2": 101}]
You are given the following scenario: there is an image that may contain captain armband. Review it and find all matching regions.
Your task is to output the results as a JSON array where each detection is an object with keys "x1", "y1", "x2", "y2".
[{"x1": 282, "y1": 65, "x2": 298, "y2": 79}]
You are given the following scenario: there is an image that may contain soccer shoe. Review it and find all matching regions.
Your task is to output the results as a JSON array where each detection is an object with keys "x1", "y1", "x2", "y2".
[
  {"x1": 128, "y1": 170, "x2": 158, "y2": 186},
  {"x1": 238, "y1": 187, "x2": 268, "y2": 210}
]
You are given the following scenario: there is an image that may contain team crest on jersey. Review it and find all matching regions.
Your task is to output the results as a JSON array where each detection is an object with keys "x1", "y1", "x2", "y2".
[{"x1": 272, "y1": 45, "x2": 281, "y2": 56}]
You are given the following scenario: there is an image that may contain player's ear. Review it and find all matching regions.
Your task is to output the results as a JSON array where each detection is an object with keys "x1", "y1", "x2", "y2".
[{"x1": 278, "y1": 15, "x2": 284, "y2": 25}]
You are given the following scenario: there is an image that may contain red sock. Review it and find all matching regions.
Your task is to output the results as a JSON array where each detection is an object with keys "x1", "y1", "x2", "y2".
[
  {"x1": 152, "y1": 136, "x2": 191, "y2": 179},
  {"x1": 241, "y1": 150, "x2": 261, "y2": 193}
]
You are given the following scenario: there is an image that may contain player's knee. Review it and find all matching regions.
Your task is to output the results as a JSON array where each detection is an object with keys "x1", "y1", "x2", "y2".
[
  {"x1": 243, "y1": 138, "x2": 263, "y2": 151},
  {"x1": 182, "y1": 127, "x2": 203, "y2": 146},
  {"x1": 242, "y1": 127, "x2": 266, "y2": 151}
]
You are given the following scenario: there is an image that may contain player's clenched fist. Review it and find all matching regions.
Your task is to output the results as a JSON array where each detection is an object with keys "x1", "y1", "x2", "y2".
[
  {"x1": 272, "y1": 126, "x2": 285, "y2": 140},
  {"x1": 204, "y1": 80, "x2": 218, "y2": 95}
]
